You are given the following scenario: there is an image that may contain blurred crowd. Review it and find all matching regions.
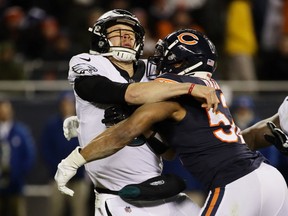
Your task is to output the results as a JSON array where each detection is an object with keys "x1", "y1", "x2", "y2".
[
  {"x1": 0, "y1": 93, "x2": 93, "y2": 216},
  {"x1": 0, "y1": 0, "x2": 288, "y2": 81}
]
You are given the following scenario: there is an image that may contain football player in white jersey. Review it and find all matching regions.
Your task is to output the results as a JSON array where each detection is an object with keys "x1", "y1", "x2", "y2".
[{"x1": 60, "y1": 9, "x2": 219, "y2": 216}]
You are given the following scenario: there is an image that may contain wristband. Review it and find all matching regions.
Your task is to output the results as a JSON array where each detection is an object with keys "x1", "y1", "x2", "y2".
[{"x1": 188, "y1": 83, "x2": 195, "y2": 94}]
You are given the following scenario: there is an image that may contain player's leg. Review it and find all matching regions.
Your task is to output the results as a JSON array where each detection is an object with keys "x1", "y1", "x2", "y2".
[
  {"x1": 94, "y1": 191, "x2": 200, "y2": 216},
  {"x1": 200, "y1": 162, "x2": 288, "y2": 216},
  {"x1": 168, "y1": 193, "x2": 201, "y2": 216},
  {"x1": 258, "y1": 163, "x2": 288, "y2": 216},
  {"x1": 199, "y1": 166, "x2": 261, "y2": 216}
]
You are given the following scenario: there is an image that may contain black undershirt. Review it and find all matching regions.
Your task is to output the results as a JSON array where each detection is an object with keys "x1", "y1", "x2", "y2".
[{"x1": 74, "y1": 60, "x2": 146, "y2": 104}]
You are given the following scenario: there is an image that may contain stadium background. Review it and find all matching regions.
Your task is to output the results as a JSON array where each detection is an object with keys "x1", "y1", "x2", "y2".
[{"x1": 1, "y1": 0, "x2": 288, "y2": 215}]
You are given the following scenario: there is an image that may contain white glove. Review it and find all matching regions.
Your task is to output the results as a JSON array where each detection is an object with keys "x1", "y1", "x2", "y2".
[
  {"x1": 63, "y1": 116, "x2": 79, "y2": 141},
  {"x1": 54, "y1": 147, "x2": 86, "y2": 196}
]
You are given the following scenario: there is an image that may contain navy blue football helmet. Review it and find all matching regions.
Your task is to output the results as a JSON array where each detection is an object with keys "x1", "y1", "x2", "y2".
[
  {"x1": 147, "y1": 29, "x2": 217, "y2": 77},
  {"x1": 88, "y1": 9, "x2": 145, "y2": 61}
]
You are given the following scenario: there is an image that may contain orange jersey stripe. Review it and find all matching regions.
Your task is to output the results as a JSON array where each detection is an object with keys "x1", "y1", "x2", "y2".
[{"x1": 205, "y1": 187, "x2": 221, "y2": 216}]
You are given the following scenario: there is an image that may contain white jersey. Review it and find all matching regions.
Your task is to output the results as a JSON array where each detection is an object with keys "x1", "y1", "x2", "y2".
[
  {"x1": 278, "y1": 96, "x2": 288, "y2": 134},
  {"x1": 68, "y1": 53, "x2": 162, "y2": 190}
]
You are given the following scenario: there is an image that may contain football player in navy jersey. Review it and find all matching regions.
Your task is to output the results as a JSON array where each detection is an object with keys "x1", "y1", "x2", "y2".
[
  {"x1": 55, "y1": 28, "x2": 288, "y2": 215},
  {"x1": 57, "y1": 9, "x2": 221, "y2": 216}
]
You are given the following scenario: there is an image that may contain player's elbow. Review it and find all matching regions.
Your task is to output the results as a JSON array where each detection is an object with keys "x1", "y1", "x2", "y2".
[
  {"x1": 125, "y1": 83, "x2": 150, "y2": 104},
  {"x1": 125, "y1": 89, "x2": 141, "y2": 105}
]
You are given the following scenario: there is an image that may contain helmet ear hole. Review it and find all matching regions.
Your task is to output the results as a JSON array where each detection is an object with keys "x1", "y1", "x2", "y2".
[{"x1": 98, "y1": 38, "x2": 108, "y2": 49}]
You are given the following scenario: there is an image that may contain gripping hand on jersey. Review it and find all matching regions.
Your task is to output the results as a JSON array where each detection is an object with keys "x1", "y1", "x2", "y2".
[
  {"x1": 54, "y1": 147, "x2": 86, "y2": 196},
  {"x1": 63, "y1": 116, "x2": 79, "y2": 141},
  {"x1": 191, "y1": 85, "x2": 219, "y2": 112},
  {"x1": 264, "y1": 122, "x2": 288, "y2": 156}
]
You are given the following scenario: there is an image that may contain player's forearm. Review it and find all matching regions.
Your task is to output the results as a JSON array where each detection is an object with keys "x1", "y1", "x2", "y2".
[
  {"x1": 125, "y1": 82, "x2": 219, "y2": 112},
  {"x1": 125, "y1": 82, "x2": 191, "y2": 104},
  {"x1": 80, "y1": 139, "x2": 126, "y2": 162},
  {"x1": 80, "y1": 114, "x2": 151, "y2": 162},
  {"x1": 80, "y1": 122, "x2": 135, "y2": 162},
  {"x1": 242, "y1": 114, "x2": 279, "y2": 150},
  {"x1": 80, "y1": 102, "x2": 175, "y2": 162}
]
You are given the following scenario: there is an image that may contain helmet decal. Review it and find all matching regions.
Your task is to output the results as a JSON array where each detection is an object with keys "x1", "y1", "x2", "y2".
[
  {"x1": 177, "y1": 33, "x2": 199, "y2": 45},
  {"x1": 147, "y1": 28, "x2": 218, "y2": 77}
]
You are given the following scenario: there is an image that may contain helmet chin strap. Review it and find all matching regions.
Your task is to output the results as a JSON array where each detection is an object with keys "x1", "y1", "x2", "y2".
[{"x1": 177, "y1": 62, "x2": 203, "y2": 76}]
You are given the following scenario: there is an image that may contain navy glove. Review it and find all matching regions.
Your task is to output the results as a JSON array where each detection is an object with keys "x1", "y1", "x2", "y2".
[
  {"x1": 102, "y1": 105, "x2": 145, "y2": 146},
  {"x1": 264, "y1": 121, "x2": 288, "y2": 156},
  {"x1": 102, "y1": 105, "x2": 131, "y2": 127}
]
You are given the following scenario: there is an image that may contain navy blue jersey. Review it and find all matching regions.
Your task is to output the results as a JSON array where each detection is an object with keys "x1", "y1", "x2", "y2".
[{"x1": 155, "y1": 73, "x2": 266, "y2": 191}]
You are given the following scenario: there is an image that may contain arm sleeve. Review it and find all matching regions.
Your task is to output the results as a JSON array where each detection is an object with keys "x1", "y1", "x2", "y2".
[{"x1": 74, "y1": 75, "x2": 130, "y2": 104}]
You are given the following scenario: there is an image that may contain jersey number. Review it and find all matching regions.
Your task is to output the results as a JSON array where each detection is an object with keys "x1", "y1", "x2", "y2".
[{"x1": 207, "y1": 93, "x2": 244, "y2": 143}]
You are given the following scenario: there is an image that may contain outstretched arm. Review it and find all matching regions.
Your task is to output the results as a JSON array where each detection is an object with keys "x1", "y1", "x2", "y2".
[
  {"x1": 241, "y1": 113, "x2": 279, "y2": 150},
  {"x1": 242, "y1": 96, "x2": 288, "y2": 152},
  {"x1": 75, "y1": 76, "x2": 219, "y2": 112},
  {"x1": 126, "y1": 81, "x2": 219, "y2": 112},
  {"x1": 80, "y1": 101, "x2": 183, "y2": 162},
  {"x1": 55, "y1": 101, "x2": 183, "y2": 196}
]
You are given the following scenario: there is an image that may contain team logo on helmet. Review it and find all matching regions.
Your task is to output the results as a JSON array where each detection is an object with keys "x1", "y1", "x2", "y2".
[
  {"x1": 72, "y1": 63, "x2": 98, "y2": 74},
  {"x1": 177, "y1": 33, "x2": 199, "y2": 45}
]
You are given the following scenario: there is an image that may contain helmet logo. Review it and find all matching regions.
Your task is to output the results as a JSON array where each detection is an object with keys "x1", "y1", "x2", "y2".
[
  {"x1": 93, "y1": 25, "x2": 101, "y2": 33},
  {"x1": 177, "y1": 33, "x2": 199, "y2": 45}
]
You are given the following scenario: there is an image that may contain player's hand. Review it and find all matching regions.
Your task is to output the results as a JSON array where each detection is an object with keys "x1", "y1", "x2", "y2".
[
  {"x1": 54, "y1": 147, "x2": 87, "y2": 196},
  {"x1": 63, "y1": 116, "x2": 79, "y2": 141},
  {"x1": 264, "y1": 122, "x2": 288, "y2": 156},
  {"x1": 190, "y1": 85, "x2": 219, "y2": 112}
]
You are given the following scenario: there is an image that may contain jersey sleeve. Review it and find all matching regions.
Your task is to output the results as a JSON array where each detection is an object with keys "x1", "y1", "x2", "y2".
[
  {"x1": 68, "y1": 53, "x2": 103, "y2": 84},
  {"x1": 74, "y1": 75, "x2": 129, "y2": 104},
  {"x1": 68, "y1": 53, "x2": 131, "y2": 104},
  {"x1": 279, "y1": 96, "x2": 288, "y2": 134}
]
